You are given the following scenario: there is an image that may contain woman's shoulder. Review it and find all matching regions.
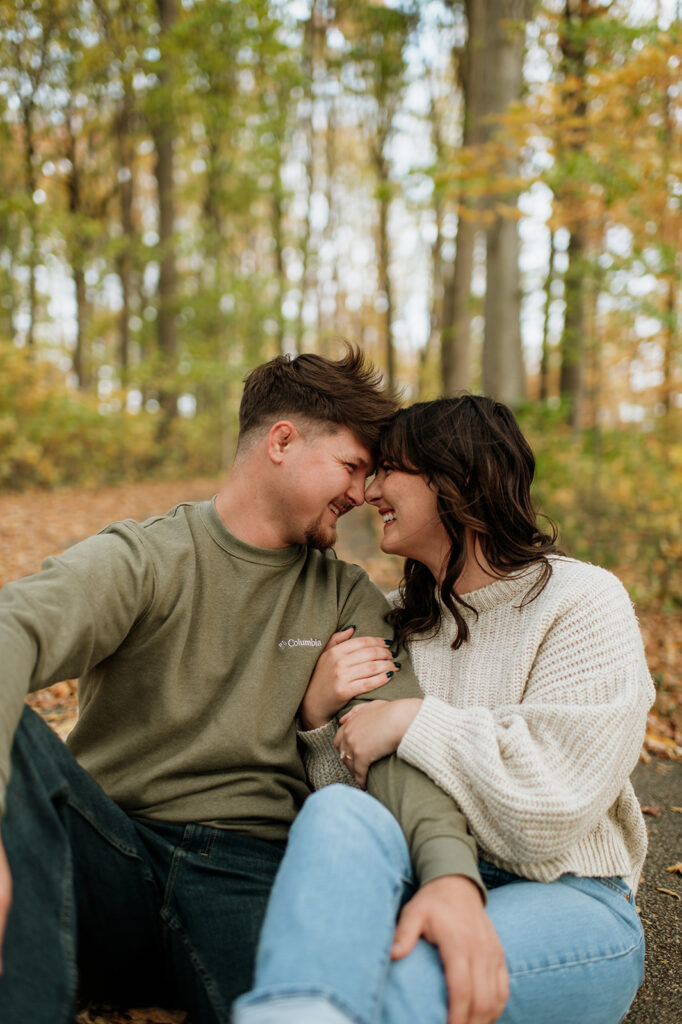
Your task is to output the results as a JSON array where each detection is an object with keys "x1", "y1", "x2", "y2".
[
  {"x1": 544, "y1": 556, "x2": 633, "y2": 616},
  {"x1": 547, "y1": 555, "x2": 627, "y2": 591}
]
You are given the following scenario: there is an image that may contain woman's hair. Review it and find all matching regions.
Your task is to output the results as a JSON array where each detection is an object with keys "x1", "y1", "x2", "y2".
[{"x1": 381, "y1": 395, "x2": 561, "y2": 649}]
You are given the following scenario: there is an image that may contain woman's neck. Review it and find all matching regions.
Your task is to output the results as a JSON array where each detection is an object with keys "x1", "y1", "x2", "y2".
[{"x1": 453, "y1": 530, "x2": 500, "y2": 595}]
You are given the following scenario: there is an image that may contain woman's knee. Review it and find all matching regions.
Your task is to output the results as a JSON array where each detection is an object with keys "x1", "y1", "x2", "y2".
[{"x1": 294, "y1": 786, "x2": 410, "y2": 874}]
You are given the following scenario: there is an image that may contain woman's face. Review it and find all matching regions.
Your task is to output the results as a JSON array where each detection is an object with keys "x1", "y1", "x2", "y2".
[{"x1": 365, "y1": 463, "x2": 451, "y2": 576}]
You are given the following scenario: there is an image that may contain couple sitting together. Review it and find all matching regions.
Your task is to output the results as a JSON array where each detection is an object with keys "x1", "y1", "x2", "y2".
[{"x1": 0, "y1": 348, "x2": 652, "y2": 1024}]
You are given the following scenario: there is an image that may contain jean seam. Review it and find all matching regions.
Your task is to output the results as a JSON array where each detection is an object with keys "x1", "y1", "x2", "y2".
[
  {"x1": 58, "y1": 846, "x2": 78, "y2": 1024},
  {"x1": 177, "y1": 929, "x2": 231, "y2": 1024},
  {"x1": 364, "y1": 872, "x2": 404, "y2": 1024},
  {"x1": 161, "y1": 846, "x2": 186, "y2": 928},
  {"x1": 592, "y1": 877, "x2": 633, "y2": 901},
  {"x1": 65, "y1": 797, "x2": 142, "y2": 860},
  {"x1": 508, "y1": 931, "x2": 645, "y2": 978},
  {"x1": 200, "y1": 828, "x2": 217, "y2": 858}
]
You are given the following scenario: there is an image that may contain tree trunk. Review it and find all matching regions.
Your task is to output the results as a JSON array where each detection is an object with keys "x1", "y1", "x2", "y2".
[
  {"x1": 116, "y1": 83, "x2": 135, "y2": 381},
  {"x1": 558, "y1": 0, "x2": 591, "y2": 426},
  {"x1": 22, "y1": 99, "x2": 38, "y2": 350},
  {"x1": 152, "y1": 0, "x2": 178, "y2": 423},
  {"x1": 559, "y1": 228, "x2": 586, "y2": 426},
  {"x1": 539, "y1": 229, "x2": 558, "y2": 401},
  {"x1": 661, "y1": 275, "x2": 677, "y2": 415},
  {"x1": 65, "y1": 115, "x2": 89, "y2": 390},
  {"x1": 480, "y1": 0, "x2": 534, "y2": 405},
  {"x1": 375, "y1": 152, "x2": 395, "y2": 391},
  {"x1": 294, "y1": 2, "x2": 324, "y2": 355},
  {"x1": 440, "y1": 0, "x2": 486, "y2": 395},
  {"x1": 442, "y1": 216, "x2": 477, "y2": 394},
  {"x1": 483, "y1": 215, "x2": 525, "y2": 403}
]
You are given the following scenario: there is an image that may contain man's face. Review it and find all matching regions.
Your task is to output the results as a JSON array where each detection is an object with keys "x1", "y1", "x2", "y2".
[{"x1": 281, "y1": 426, "x2": 373, "y2": 550}]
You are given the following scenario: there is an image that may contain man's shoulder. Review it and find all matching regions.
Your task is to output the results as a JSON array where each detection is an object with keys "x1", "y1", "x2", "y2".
[
  {"x1": 98, "y1": 500, "x2": 205, "y2": 544},
  {"x1": 309, "y1": 547, "x2": 369, "y2": 583}
]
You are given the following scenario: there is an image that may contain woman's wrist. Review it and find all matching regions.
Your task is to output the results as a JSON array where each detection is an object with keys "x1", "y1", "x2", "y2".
[{"x1": 391, "y1": 698, "x2": 422, "y2": 744}]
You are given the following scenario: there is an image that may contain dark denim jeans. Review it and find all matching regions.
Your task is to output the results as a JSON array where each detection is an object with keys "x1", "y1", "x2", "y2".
[{"x1": 0, "y1": 708, "x2": 285, "y2": 1024}]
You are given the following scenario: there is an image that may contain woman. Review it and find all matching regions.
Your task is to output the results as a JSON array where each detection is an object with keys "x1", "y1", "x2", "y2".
[{"x1": 234, "y1": 396, "x2": 654, "y2": 1024}]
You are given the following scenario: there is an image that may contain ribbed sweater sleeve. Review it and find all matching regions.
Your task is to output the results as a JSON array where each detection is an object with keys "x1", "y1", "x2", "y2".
[{"x1": 398, "y1": 561, "x2": 654, "y2": 878}]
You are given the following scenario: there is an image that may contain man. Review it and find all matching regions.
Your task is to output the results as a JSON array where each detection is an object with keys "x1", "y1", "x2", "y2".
[{"x1": 0, "y1": 348, "x2": 503, "y2": 1024}]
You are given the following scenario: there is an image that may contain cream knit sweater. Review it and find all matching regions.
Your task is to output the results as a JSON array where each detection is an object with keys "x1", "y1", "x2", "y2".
[{"x1": 303, "y1": 557, "x2": 655, "y2": 893}]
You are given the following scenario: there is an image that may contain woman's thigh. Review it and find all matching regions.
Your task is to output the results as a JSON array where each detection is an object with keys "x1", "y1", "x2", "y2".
[{"x1": 382, "y1": 875, "x2": 644, "y2": 1024}]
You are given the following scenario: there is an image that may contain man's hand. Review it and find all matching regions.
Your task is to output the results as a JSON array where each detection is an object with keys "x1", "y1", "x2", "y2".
[
  {"x1": 335, "y1": 698, "x2": 422, "y2": 788},
  {"x1": 0, "y1": 834, "x2": 12, "y2": 974},
  {"x1": 392, "y1": 875, "x2": 509, "y2": 1024},
  {"x1": 299, "y1": 628, "x2": 398, "y2": 730}
]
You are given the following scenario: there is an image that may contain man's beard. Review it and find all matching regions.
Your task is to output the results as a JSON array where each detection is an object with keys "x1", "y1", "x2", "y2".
[{"x1": 304, "y1": 512, "x2": 337, "y2": 551}]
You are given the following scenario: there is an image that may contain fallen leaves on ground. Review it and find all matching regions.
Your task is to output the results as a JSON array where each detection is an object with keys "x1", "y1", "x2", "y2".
[
  {"x1": 76, "y1": 1007, "x2": 186, "y2": 1023},
  {"x1": 666, "y1": 863, "x2": 682, "y2": 875},
  {"x1": 654, "y1": 887, "x2": 682, "y2": 900}
]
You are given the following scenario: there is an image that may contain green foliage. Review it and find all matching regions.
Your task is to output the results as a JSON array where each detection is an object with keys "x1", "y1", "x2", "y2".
[
  {"x1": 0, "y1": 344, "x2": 222, "y2": 490},
  {"x1": 520, "y1": 405, "x2": 682, "y2": 607}
]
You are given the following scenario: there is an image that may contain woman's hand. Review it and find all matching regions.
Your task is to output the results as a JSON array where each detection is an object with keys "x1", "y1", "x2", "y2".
[
  {"x1": 299, "y1": 627, "x2": 399, "y2": 730},
  {"x1": 334, "y1": 697, "x2": 422, "y2": 787}
]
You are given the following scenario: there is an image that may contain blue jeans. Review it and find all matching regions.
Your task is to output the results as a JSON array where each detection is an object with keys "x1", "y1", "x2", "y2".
[
  {"x1": 0, "y1": 708, "x2": 285, "y2": 1024},
  {"x1": 233, "y1": 785, "x2": 645, "y2": 1024}
]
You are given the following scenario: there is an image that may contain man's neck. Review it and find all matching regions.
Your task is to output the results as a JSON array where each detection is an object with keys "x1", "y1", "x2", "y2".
[{"x1": 215, "y1": 477, "x2": 294, "y2": 550}]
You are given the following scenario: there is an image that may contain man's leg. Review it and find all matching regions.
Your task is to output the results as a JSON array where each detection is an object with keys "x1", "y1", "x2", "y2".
[
  {"x1": 233, "y1": 784, "x2": 413, "y2": 1024},
  {"x1": 135, "y1": 820, "x2": 286, "y2": 1023},
  {"x1": 0, "y1": 707, "x2": 288, "y2": 1024},
  {"x1": 0, "y1": 708, "x2": 171, "y2": 1024}
]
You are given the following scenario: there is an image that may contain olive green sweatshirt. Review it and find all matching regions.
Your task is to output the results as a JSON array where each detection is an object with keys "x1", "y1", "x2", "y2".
[{"x1": 0, "y1": 499, "x2": 481, "y2": 890}]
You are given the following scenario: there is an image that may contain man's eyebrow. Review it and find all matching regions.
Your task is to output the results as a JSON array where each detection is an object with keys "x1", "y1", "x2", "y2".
[{"x1": 340, "y1": 451, "x2": 371, "y2": 468}]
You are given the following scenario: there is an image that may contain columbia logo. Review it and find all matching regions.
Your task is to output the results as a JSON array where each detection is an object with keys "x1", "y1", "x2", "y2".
[{"x1": 278, "y1": 637, "x2": 323, "y2": 649}]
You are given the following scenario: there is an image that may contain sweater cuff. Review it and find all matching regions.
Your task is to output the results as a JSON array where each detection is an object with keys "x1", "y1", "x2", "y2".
[
  {"x1": 296, "y1": 718, "x2": 338, "y2": 755},
  {"x1": 414, "y1": 835, "x2": 486, "y2": 903},
  {"x1": 398, "y1": 694, "x2": 453, "y2": 771}
]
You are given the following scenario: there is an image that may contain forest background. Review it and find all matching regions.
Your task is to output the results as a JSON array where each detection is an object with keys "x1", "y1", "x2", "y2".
[{"x1": 0, "y1": 0, "x2": 680, "y2": 757}]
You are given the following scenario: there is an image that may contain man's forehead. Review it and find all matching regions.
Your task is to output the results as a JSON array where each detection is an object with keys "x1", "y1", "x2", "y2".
[{"x1": 330, "y1": 427, "x2": 373, "y2": 466}]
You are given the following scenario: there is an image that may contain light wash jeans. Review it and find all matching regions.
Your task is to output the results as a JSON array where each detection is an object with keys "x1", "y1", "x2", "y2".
[{"x1": 233, "y1": 785, "x2": 645, "y2": 1024}]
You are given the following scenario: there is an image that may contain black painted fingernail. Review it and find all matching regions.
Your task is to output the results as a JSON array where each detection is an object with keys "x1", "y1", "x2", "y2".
[
  {"x1": 393, "y1": 661, "x2": 401, "y2": 669},
  {"x1": 387, "y1": 671, "x2": 394, "y2": 678},
  {"x1": 383, "y1": 639, "x2": 392, "y2": 646},
  {"x1": 342, "y1": 625, "x2": 356, "y2": 632}
]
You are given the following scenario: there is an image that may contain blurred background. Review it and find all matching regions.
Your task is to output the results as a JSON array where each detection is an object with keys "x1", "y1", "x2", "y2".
[{"x1": 0, "y1": 0, "x2": 681, "y2": 618}]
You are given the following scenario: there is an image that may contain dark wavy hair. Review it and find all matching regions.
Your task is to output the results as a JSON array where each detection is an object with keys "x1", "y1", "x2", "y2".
[{"x1": 382, "y1": 396, "x2": 561, "y2": 649}]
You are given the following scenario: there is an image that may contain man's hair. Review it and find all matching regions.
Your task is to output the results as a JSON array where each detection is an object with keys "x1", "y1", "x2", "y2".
[
  {"x1": 381, "y1": 395, "x2": 562, "y2": 650},
  {"x1": 238, "y1": 346, "x2": 398, "y2": 452}
]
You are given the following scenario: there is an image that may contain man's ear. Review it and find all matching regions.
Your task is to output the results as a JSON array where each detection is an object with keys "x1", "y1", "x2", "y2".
[{"x1": 267, "y1": 421, "x2": 298, "y2": 465}]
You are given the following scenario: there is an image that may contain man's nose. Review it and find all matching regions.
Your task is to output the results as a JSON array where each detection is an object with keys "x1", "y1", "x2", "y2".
[
  {"x1": 364, "y1": 477, "x2": 379, "y2": 504},
  {"x1": 346, "y1": 474, "x2": 365, "y2": 507}
]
